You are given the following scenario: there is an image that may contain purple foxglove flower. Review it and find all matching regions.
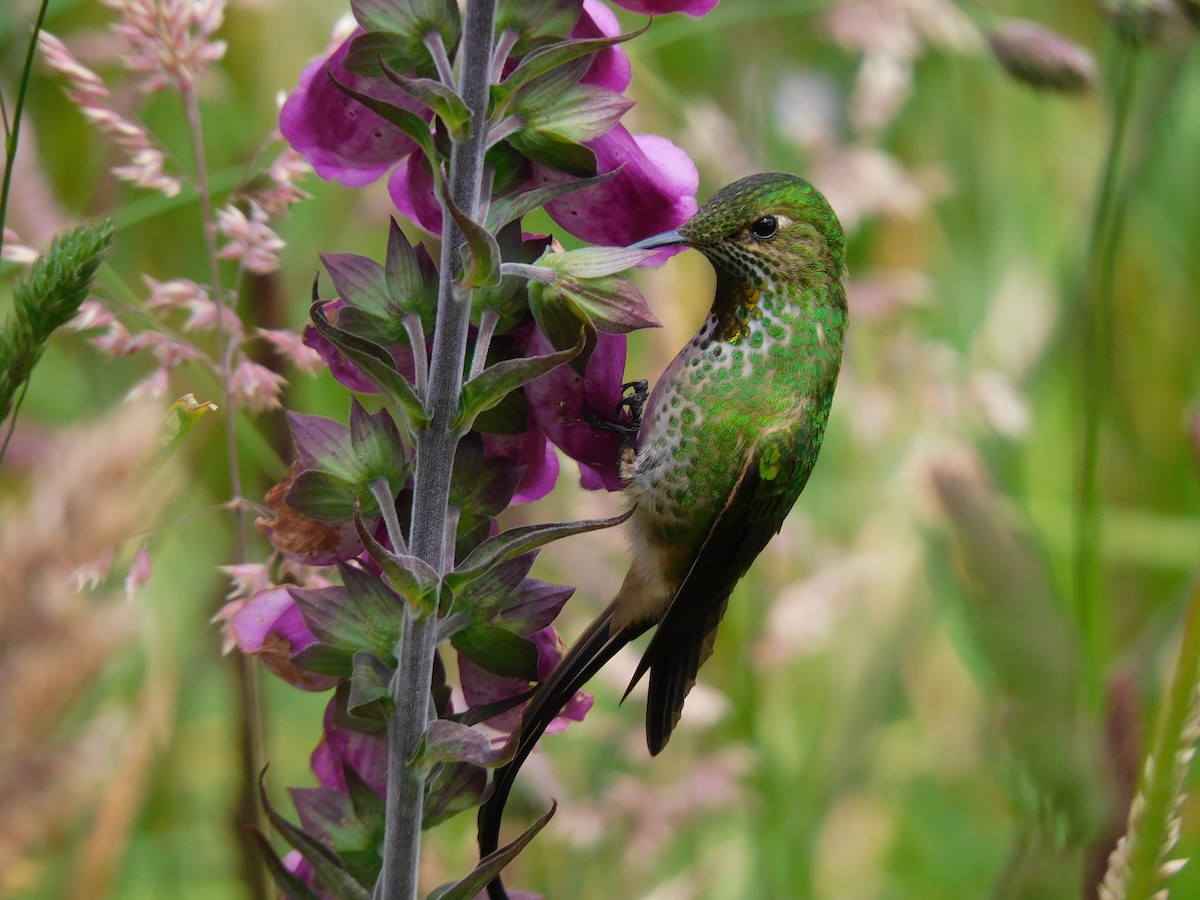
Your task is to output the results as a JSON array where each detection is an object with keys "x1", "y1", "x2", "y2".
[
  {"x1": 482, "y1": 420, "x2": 561, "y2": 505},
  {"x1": 577, "y1": 0, "x2": 632, "y2": 92},
  {"x1": 523, "y1": 327, "x2": 627, "y2": 491},
  {"x1": 229, "y1": 586, "x2": 339, "y2": 691},
  {"x1": 459, "y1": 625, "x2": 593, "y2": 734},
  {"x1": 280, "y1": 30, "x2": 429, "y2": 188},
  {"x1": 310, "y1": 697, "x2": 388, "y2": 796},
  {"x1": 386, "y1": 151, "x2": 442, "y2": 235},
  {"x1": 535, "y1": 125, "x2": 699, "y2": 248},
  {"x1": 611, "y1": 0, "x2": 720, "y2": 15},
  {"x1": 301, "y1": 300, "x2": 425, "y2": 394}
]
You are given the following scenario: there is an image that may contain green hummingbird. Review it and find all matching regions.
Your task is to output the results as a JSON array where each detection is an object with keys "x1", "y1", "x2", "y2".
[{"x1": 478, "y1": 172, "x2": 847, "y2": 898}]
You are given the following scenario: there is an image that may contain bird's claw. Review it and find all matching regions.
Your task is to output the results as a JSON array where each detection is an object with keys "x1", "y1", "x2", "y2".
[{"x1": 583, "y1": 379, "x2": 649, "y2": 480}]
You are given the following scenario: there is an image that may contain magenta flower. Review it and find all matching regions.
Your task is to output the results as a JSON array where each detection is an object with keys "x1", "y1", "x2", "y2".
[
  {"x1": 577, "y1": 0, "x2": 632, "y2": 92},
  {"x1": 280, "y1": 30, "x2": 428, "y2": 188},
  {"x1": 311, "y1": 697, "x2": 388, "y2": 796},
  {"x1": 611, "y1": 0, "x2": 720, "y2": 15},
  {"x1": 523, "y1": 327, "x2": 628, "y2": 491},
  {"x1": 228, "y1": 585, "x2": 338, "y2": 692},
  {"x1": 535, "y1": 125, "x2": 699, "y2": 247}
]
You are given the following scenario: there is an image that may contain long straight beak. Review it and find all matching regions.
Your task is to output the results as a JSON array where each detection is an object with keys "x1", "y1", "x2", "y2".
[{"x1": 627, "y1": 228, "x2": 687, "y2": 250}]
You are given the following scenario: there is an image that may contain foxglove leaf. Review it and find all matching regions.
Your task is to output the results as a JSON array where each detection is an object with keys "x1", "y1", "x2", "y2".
[
  {"x1": 379, "y1": 59, "x2": 471, "y2": 138},
  {"x1": 354, "y1": 507, "x2": 438, "y2": 611},
  {"x1": 418, "y1": 719, "x2": 519, "y2": 769},
  {"x1": 454, "y1": 332, "x2": 584, "y2": 434},
  {"x1": 349, "y1": 0, "x2": 460, "y2": 67},
  {"x1": 495, "y1": 0, "x2": 584, "y2": 55},
  {"x1": 310, "y1": 302, "x2": 428, "y2": 428},
  {"x1": 495, "y1": 25, "x2": 649, "y2": 110},
  {"x1": 347, "y1": 651, "x2": 395, "y2": 718},
  {"x1": 385, "y1": 217, "x2": 437, "y2": 326},
  {"x1": 439, "y1": 179, "x2": 501, "y2": 288},
  {"x1": 445, "y1": 510, "x2": 632, "y2": 595},
  {"x1": 259, "y1": 769, "x2": 372, "y2": 900},
  {"x1": 427, "y1": 802, "x2": 556, "y2": 900},
  {"x1": 423, "y1": 761, "x2": 487, "y2": 828}
]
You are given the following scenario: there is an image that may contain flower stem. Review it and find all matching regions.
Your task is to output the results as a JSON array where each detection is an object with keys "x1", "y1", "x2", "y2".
[
  {"x1": 180, "y1": 76, "x2": 268, "y2": 900},
  {"x1": 377, "y1": 2, "x2": 497, "y2": 898},
  {"x1": 1074, "y1": 36, "x2": 1139, "y2": 708},
  {"x1": 0, "y1": 0, "x2": 50, "y2": 262}
]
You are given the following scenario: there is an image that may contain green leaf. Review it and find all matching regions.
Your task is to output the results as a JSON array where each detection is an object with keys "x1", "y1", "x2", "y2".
[
  {"x1": 347, "y1": 651, "x2": 395, "y2": 718},
  {"x1": 379, "y1": 59, "x2": 471, "y2": 139},
  {"x1": 454, "y1": 331, "x2": 584, "y2": 433},
  {"x1": 348, "y1": 0, "x2": 461, "y2": 70},
  {"x1": 445, "y1": 510, "x2": 633, "y2": 596},
  {"x1": 290, "y1": 786, "x2": 383, "y2": 888},
  {"x1": 439, "y1": 179, "x2": 501, "y2": 289},
  {"x1": 354, "y1": 507, "x2": 439, "y2": 611},
  {"x1": 423, "y1": 761, "x2": 487, "y2": 829},
  {"x1": 425, "y1": 802, "x2": 556, "y2": 900},
  {"x1": 494, "y1": 24, "x2": 650, "y2": 111},
  {"x1": 418, "y1": 719, "x2": 519, "y2": 769},
  {"x1": 310, "y1": 302, "x2": 428, "y2": 429},
  {"x1": 507, "y1": 126, "x2": 597, "y2": 177},
  {"x1": 452, "y1": 624, "x2": 539, "y2": 679}
]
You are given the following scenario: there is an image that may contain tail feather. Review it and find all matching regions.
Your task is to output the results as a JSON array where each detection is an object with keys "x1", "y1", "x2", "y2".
[{"x1": 478, "y1": 602, "x2": 648, "y2": 900}]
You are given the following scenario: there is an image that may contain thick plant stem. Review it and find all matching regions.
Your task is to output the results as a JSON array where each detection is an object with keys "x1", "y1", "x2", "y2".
[
  {"x1": 377, "y1": 2, "x2": 498, "y2": 898},
  {"x1": 1074, "y1": 38, "x2": 1139, "y2": 708}
]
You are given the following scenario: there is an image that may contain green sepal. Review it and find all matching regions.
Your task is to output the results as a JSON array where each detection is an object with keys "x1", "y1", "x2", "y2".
[
  {"x1": 451, "y1": 624, "x2": 540, "y2": 680},
  {"x1": 320, "y1": 221, "x2": 436, "y2": 346},
  {"x1": 353, "y1": 505, "x2": 439, "y2": 613},
  {"x1": 439, "y1": 178, "x2": 501, "y2": 289},
  {"x1": 290, "y1": 785, "x2": 384, "y2": 890},
  {"x1": 423, "y1": 761, "x2": 487, "y2": 829},
  {"x1": 158, "y1": 393, "x2": 218, "y2": 464},
  {"x1": 325, "y1": 62, "x2": 439, "y2": 172},
  {"x1": 379, "y1": 59, "x2": 471, "y2": 140},
  {"x1": 348, "y1": 0, "x2": 460, "y2": 70},
  {"x1": 309, "y1": 302, "x2": 428, "y2": 430},
  {"x1": 426, "y1": 802, "x2": 556, "y2": 900},
  {"x1": 445, "y1": 509, "x2": 633, "y2": 596},
  {"x1": 289, "y1": 563, "x2": 405, "y2": 676},
  {"x1": 284, "y1": 401, "x2": 410, "y2": 522},
  {"x1": 258, "y1": 768, "x2": 372, "y2": 900},
  {"x1": 495, "y1": 0, "x2": 583, "y2": 56},
  {"x1": 251, "y1": 829, "x2": 323, "y2": 900},
  {"x1": 494, "y1": 24, "x2": 649, "y2": 112},
  {"x1": 347, "y1": 650, "x2": 395, "y2": 719},
  {"x1": 453, "y1": 330, "x2": 584, "y2": 434},
  {"x1": 484, "y1": 168, "x2": 619, "y2": 232},
  {"x1": 416, "y1": 719, "x2": 519, "y2": 771}
]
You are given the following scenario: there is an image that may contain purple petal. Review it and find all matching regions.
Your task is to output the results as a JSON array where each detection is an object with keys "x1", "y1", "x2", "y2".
[
  {"x1": 523, "y1": 328, "x2": 627, "y2": 492},
  {"x1": 231, "y1": 587, "x2": 338, "y2": 691},
  {"x1": 280, "y1": 31, "x2": 426, "y2": 187},
  {"x1": 310, "y1": 697, "x2": 389, "y2": 796},
  {"x1": 536, "y1": 126, "x2": 699, "y2": 248},
  {"x1": 576, "y1": 0, "x2": 632, "y2": 92},
  {"x1": 610, "y1": 0, "x2": 720, "y2": 15},
  {"x1": 387, "y1": 152, "x2": 443, "y2": 234},
  {"x1": 481, "y1": 418, "x2": 561, "y2": 504}
]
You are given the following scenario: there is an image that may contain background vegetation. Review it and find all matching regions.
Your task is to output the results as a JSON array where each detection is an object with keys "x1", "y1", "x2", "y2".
[{"x1": 2, "y1": 0, "x2": 1199, "y2": 897}]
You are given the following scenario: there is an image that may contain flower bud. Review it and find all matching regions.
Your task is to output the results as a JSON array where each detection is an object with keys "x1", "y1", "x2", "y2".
[{"x1": 988, "y1": 19, "x2": 1098, "y2": 93}]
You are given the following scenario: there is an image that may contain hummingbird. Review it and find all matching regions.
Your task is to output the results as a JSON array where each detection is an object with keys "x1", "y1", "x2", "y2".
[{"x1": 478, "y1": 172, "x2": 847, "y2": 898}]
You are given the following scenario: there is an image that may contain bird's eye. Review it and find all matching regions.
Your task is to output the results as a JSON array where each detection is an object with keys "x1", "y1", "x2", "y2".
[{"x1": 750, "y1": 216, "x2": 778, "y2": 239}]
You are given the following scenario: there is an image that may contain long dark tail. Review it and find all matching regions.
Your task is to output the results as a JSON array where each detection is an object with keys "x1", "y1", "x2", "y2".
[{"x1": 478, "y1": 601, "x2": 648, "y2": 900}]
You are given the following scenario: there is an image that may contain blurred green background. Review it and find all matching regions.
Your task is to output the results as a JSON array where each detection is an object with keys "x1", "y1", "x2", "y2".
[{"x1": 2, "y1": 0, "x2": 1199, "y2": 897}]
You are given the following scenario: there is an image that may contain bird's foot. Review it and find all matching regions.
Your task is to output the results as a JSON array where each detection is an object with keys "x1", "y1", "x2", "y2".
[{"x1": 583, "y1": 379, "x2": 649, "y2": 480}]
